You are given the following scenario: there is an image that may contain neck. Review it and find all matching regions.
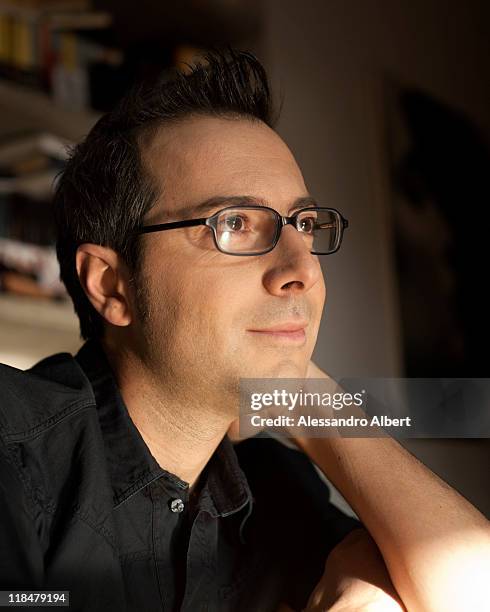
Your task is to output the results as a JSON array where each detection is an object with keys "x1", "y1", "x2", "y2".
[{"x1": 102, "y1": 339, "x2": 232, "y2": 488}]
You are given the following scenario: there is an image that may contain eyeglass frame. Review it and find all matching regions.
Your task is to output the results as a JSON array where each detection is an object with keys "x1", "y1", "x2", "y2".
[{"x1": 132, "y1": 204, "x2": 349, "y2": 256}]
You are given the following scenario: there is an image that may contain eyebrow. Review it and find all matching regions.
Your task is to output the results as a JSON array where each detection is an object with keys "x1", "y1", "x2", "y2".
[{"x1": 161, "y1": 195, "x2": 319, "y2": 221}]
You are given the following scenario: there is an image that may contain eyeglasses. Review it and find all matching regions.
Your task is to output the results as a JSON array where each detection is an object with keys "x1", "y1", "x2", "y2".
[{"x1": 133, "y1": 205, "x2": 349, "y2": 256}]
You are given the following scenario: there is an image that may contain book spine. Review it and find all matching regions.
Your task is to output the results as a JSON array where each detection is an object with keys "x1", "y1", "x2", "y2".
[
  {"x1": 0, "y1": 11, "x2": 14, "y2": 79},
  {"x1": 11, "y1": 12, "x2": 40, "y2": 86}
]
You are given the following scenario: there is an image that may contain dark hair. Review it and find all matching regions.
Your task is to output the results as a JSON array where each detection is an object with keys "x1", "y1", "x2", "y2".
[{"x1": 53, "y1": 48, "x2": 277, "y2": 340}]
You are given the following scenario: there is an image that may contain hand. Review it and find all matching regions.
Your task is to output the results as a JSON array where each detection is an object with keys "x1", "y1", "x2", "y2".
[
  {"x1": 227, "y1": 360, "x2": 332, "y2": 442},
  {"x1": 226, "y1": 416, "x2": 241, "y2": 442}
]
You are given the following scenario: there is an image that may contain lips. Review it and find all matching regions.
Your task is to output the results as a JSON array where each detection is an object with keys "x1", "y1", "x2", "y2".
[{"x1": 247, "y1": 321, "x2": 308, "y2": 341}]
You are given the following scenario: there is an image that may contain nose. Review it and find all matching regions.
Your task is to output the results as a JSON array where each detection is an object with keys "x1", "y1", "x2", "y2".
[{"x1": 262, "y1": 224, "x2": 323, "y2": 296}]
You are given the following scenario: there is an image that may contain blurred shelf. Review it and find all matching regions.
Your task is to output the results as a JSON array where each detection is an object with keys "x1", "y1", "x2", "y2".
[
  {"x1": 0, "y1": 79, "x2": 101, "y2": 141},
  {"x1": 0, "y1": 292, "x2": 79, "y2": 332}
]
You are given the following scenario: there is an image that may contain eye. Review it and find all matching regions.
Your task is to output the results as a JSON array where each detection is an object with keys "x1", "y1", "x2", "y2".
[
  {"x1": 222, "y1": 214, "x2": 248, "y2": 232},
  {"x1": 298, "y1": 216, "x2": 316, "y2": 233}
]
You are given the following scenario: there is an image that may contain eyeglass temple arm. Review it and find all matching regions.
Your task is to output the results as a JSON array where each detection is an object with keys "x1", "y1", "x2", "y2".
[
  {"x1": 134, "y1": 217, "x2": 207, "y2": 235},
  {"x1": 286, "y1": 217, "x2": 349, "y2": 230},
  {"x1": 282, "y1": 210, "x2": 349, "y2": 225},
  {"x1": 318, "y1": 218, "x2": 348, "y2": 229}
]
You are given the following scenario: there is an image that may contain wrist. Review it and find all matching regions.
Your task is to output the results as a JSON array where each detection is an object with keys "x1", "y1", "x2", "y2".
[
  {"x1": 327, "y1": 589, "x2": 406, "y2": 612},
  {"x1": 290, "y1": 433, "x2": 337, "y2": 461}
]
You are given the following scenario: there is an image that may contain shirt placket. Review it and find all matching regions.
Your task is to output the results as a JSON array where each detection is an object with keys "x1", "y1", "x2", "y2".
[
  {"x1": 180, "y1": 508, "x2": 218, "y2": 612},
  {"x1": 149, "y1": 475, "x2": 190, "y2": 612}
]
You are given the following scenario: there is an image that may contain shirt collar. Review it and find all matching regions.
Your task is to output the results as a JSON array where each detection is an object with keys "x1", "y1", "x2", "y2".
[{"x1": 74, "y1": 338, "x2": 253, "y2": 518}]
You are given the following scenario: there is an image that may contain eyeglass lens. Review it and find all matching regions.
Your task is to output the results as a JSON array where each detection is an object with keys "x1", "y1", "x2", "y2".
[{"x1": 214, "y1": 207, "x2": 342, "y2": 254}]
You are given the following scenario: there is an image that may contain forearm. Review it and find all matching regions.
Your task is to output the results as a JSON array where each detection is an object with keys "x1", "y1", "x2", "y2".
[{"x1": 295, "y1": 434, "x2": 490, "y2": 612}]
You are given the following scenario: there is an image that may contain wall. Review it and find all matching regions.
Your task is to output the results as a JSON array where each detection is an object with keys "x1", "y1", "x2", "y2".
[
  {"x1": 262, "y1": 0, "x2": 489, "y2": 377},
  {"x1": 261, "y1": 0, "x2": 490, "y2": 515}
]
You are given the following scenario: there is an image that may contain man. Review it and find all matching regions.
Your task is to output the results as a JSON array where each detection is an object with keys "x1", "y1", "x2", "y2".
[{"x1": 0, "y1": 50, "x2": 488, "y2": 611}]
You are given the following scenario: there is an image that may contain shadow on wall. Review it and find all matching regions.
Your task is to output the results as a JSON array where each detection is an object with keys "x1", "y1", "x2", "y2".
[{"x1": 387, "y1": 84, "x2": 490, "y2": 378}]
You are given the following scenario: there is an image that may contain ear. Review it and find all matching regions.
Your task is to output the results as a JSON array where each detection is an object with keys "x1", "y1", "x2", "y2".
[{"x1": 76, "y1": 243, "x2": 133, "y2": 328}]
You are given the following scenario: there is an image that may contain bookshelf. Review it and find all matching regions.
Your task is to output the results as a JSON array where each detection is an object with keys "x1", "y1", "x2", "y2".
[
  {"x1": 0, "y1": 78, "x2": 100, "y2": 141},
  {"x1": 0, "y1": 293, "x2": 81, "y2": 369},
  {"x1": 0, "y1": 1, "x2": 260, "y2": 367},
  {"x1": 0, "y1": 78, "x2": 92, "y2": 367},
  {"x1": 0, "y1": 1, "x2": 107, "y2": 364},
  {"x1": 0, "y1": 292, "x2": 77, "y2": 331}
]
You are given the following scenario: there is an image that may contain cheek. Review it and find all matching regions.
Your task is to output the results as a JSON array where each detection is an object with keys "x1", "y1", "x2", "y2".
[
  {"x1": 319, "y1": 274, "x2": 327, "y2": 309},
  {"x1": 140, "y1": 252, "x2": 187, "y2": 333},
  {"x1": 189, "y1": 274, "x2": 252, "y2": 356},
  {"x1": 147, "y1": 261, "x2": 241, "y2": 337}
]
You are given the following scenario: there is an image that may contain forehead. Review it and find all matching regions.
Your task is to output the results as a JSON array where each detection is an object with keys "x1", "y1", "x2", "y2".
[{"x1": 140, "y1": 115, "x2": 307, "y2": 220}]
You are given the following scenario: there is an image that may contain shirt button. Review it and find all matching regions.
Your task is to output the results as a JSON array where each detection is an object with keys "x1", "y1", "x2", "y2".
[{"x1": 169, "y1": 498, "x2": 185, "y2": 513}]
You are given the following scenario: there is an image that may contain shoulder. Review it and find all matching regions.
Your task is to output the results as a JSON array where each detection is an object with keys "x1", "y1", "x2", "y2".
[
  {"x1": 0, "y1": 351, "x2": 95, "y2": 437},
  {"x1": 0, "y1": 352, "x2": 98, "y2": 510},
  {"x1": 0, "y1": 352, "x2": 102, "y2": 537}
]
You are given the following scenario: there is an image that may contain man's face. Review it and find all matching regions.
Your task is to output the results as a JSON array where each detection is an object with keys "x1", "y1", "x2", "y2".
[{"x1": 132, "y1": 115, "x2": 326, "y2": 407}]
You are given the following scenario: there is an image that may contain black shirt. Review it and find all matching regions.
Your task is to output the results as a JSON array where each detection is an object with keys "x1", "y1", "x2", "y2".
[{"x1": 0, "y1": 338, "x2": 362, "y2": 611}]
